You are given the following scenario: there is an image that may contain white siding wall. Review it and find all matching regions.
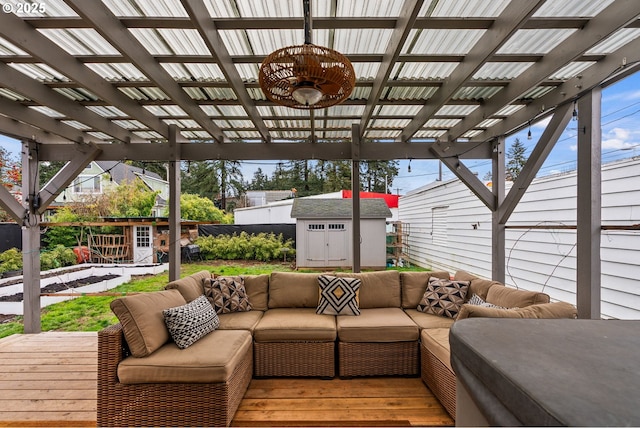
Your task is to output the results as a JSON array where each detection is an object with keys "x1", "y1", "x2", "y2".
[
  {"x1": 234, "y1": 200, "x2": 295, "y2": 224},
  {"x1": 399, "y1": 158, "x2": 640, "y2": 319}
]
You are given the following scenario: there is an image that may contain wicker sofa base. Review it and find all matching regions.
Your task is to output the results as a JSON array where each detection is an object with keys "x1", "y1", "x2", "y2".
[
  {"x1": 421, "y1": 341, "x2": 456, "y2": 419},
  {"x1": 338, "y1": 341, "x2": 419, "y2": 377},
  {"x1": 97, "y1": 324, "x2": 253, "y2": 427},
  {"x1": 254, "y1": 341, "x2": 336, "y2": 377}
]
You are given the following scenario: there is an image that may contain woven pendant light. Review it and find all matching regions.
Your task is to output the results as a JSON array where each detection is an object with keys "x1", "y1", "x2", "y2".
[{"x1": 258, "y1": 0, "x2": 355, "y2": 109}]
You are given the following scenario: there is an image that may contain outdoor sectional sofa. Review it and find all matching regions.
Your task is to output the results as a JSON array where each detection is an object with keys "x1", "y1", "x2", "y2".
[{"x1": 97, "y1": 269, "x2": 577, "y2": 427}]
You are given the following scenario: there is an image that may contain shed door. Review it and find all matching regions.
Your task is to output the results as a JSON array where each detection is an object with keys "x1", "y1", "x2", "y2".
[
  {"x1": 327, "y1": 223, "x2": 347, "y2": 261},
  {"x1": 133, "y1": 226, "x2": 153, "y2": 263},
  {"x1": 306, "y1": 223, "x2": 326, "y2": 261}
]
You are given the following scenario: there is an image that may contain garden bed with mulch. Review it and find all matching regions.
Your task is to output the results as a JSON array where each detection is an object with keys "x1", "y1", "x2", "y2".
[{"x1": 0, "y1": 274, "x2": 119, "y2": 302}]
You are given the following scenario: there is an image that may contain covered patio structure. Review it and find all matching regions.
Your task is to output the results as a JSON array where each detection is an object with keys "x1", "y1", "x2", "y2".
[{"x1": 0, "y1": 0, "x2": 639, "y2": 333}]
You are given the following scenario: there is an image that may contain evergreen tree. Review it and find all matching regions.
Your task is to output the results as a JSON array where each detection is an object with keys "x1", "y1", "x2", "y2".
[
  {"x1": 249, "y1": 168, "x2": 269, "y2": 190},
  {"x1": 506, "y1": 138, "x2": 528, "y2": 181},
  {"x1": 181, "y1": 161, "x2": 219, "y2": 201}
]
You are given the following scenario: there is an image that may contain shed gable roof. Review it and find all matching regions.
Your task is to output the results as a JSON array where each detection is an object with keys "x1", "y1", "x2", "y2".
[{"x1": 291, "y1": 198, "x2": 391, "y2": 219}]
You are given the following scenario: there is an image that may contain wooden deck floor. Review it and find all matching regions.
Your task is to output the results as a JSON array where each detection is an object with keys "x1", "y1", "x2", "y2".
[{"x1": 0, "y1": 333, "x2": 454, "y2": 427}]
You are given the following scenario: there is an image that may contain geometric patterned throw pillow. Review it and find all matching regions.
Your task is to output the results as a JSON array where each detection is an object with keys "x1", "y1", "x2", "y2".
[
  {"x1": 163, "y1": 295, "x2": 219, "y2": 349},
  {"x1": 203, "y1": 276, "x2": 252, "y2": 314},
  {"x1": 316, "y1": 275, "x2": 361, "y2": 316},
  {"x1": 417, "y1": 277, "x2": 470, "y2": 319}
]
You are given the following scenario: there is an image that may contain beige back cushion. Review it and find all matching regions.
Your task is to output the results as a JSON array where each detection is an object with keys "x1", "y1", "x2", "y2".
[
  {"x1": 268, "y1": 272, "x2": 320, "y2": 308},
  {"x1": 486, "y1": 285, "x2": 550, "y2": 308},
  {"x1": 165, "y1": 270, "x2": 210, "y2": 302},
  {"x1": 454, "y1": 270, "x2": 504, "y2": 302},
  {"x1": 400, "y1": 271, "x2": 449, "y2": 308},
  {"x1": 337, "y1": 270, "x2": 401, "y2": 308},
  {"x1": 242, "y1": 274, "x2": 269, "y2": 311},
  {"x1": 110, "y1": 289, "x2": 187, "y2": 357},
  {"x1": 457, "y1": 301, "x2": 576, "y2": 320}
]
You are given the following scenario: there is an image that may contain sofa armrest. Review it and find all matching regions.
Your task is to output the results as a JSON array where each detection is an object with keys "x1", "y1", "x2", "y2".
[{"x1": 98, "y1": 323, "x2": 129, "y2": 387}]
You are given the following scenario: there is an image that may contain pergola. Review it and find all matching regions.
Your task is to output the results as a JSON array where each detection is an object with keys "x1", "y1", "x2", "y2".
[{"x1": 0, "y1": 0, "x2": 639, "y2": 333}]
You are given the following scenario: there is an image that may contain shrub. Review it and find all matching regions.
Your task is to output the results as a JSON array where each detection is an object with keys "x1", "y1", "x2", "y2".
[
  {"x1": 40, "y1": 245, "x2": 78, "y2": 271},
  {"x1": 0, "y1": 248, "x2": 22, "y2": 274},
  {"x1": 44, "y1": 207, "x2": 82, "y2": 249},
  {"x1": 196, "y1": 232, "x2": 295, "y2": 262}
]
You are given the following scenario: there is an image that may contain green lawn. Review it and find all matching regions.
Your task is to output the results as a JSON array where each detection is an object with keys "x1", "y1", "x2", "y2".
[{"x1": 0, "y1": 262, "x2": 427, "y2": 339}]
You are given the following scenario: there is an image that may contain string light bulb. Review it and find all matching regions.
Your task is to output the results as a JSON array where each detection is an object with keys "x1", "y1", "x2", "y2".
[
  {"x1": 572, "y1": 101, "x2": 578, "y2": 121},
  {"x1": 407, "y1": 159, "x2": 412, "y2": 173},
  {"x1": 527, "y1": 121, "x2": 532, "y2": 140}
]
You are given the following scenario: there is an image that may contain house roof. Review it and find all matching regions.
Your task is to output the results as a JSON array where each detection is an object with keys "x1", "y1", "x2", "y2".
[
  {"x1": 95, "y1": 160, "x2": 163, "y2": 183},
  {"x1": 0, "y1": 1, "x2": 637, "y2": 164},
  {"x1": 291, "y1": 198, "x2": 391, "y2": 219}
]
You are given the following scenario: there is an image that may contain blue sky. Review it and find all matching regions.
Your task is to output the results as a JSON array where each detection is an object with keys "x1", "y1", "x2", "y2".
[{"x1": 2, "y1": 71, "x2": 639, "y2": 194}]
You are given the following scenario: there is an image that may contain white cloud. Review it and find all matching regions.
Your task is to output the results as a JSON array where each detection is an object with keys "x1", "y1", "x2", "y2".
[{"x1": 570, "y1": 127, "x2": 638, "y2": 151}]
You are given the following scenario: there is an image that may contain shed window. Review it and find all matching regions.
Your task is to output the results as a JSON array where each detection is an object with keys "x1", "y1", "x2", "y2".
[
  {"x1": 328, "y1": 224, "x2": 345, "y2": 230},
  {"x1": 308, "y1": 224, "x2": 325, "y2": 230}
]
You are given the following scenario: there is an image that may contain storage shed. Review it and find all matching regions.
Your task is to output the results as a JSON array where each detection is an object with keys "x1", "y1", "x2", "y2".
[{"x1": 291, "y1": 198, "x2": 391, "y2": 269}]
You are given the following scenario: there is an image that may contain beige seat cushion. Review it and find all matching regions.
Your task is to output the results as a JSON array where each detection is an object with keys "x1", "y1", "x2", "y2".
[
  {"x1": 337, "y1": 308, "x2": 419, "y2": 342},
  {"x1": 165, "y1": 270, "x2": 212, "y2": 303},
  {"x1": 421, "y1": 328, "x2": 452, "y2": 371},
  {"x1": 337, "y1": 270, "x2": 401, "y2": 308},
  {"x1": 401, "y1": 271, "x2": 450, "y2": 308},
  {"x1": 217, "y1": 310, "x2": 264, "y2": 332},
  {"x1": 243, "y1": 274, "x2": 269, "y2": 311},
  {"x1": 254, "y1": 308, "x2": 336, "y2": 342},
  {"x1": 110, "y1": 289, "x2": 186, "y2": 357},
  {"x1": 268, "y1": 272, "x2": 320, "y2": 308},
  {"x1": 486, "y1": 285, "x2": 550, "y2": 308},
  {"x1": 118, "y1": 330, "x2": 252, "y2": 384},
  {"x1": 405, "y1": 308, "x2": 455, "y2": 330}
]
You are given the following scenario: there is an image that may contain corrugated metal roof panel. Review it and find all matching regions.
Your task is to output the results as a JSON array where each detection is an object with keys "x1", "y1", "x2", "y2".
[
  {"x1": 428, "y1": 0, "x2": 510, "y2": 17},
  {"x1": 498, "y1": 29, "x2": 576, "y2": 54},
  {"x1": 337, "y1": 0, "x2": 404, "y2": 17},
  {"x1": 386, "y1": 86, "x2": 438, "y2": 100},
  {"x1": 0, "y1": 37, "x2": 28, "y2": 55},
  {"x1": 133, "y1": 131, "x2": 164, "y2": 139},
  {"x1": 86, "y1": 63, "x2": 146, "y2": 81},
  {"x1": 453, "y1": 86, "x2": 502, "y2": 101},
  {"x1": 495, "y1": 104, "x2": 524, "y2": 116},
  {"x1": 236, "y1": 0, "x2": 303, "y2": 18},
  {"x1": 365, "y1": 130, "x2": 401, "y2": 139},
  {"x1": 377, "y1": 105, "x2": 421, "y2": 116},
  {"x1": 245, "y1": 30, "x2": 306, "y2": 55},
  {"x1": 462, "y1": 130, "x2": 483, "y2": 138},
  {"x1": 113, "y1": 120, "x2": 145, "y2": 130},
  {"x1": 477, "y1": 118, "x2": 502, "y2": 128},
  {"x1": 334, "y1": 29, "x2": 394, "y2": 55},
  {"x1": 0, "y1": 88, "x2": 27, "y2": 101},
  {"x1": 8, "y1": 63, "x2": 69, "y2": 81},
  {"x1": 325, "y1": 119, "x2": 356, "y2": 128},
  {"x1": 425, "y1": 119, "x2": 460, "y2": 128},
  {"x1": 404, "y1": 29, "x2": 485, "y2": 55},
  {"x1": 38, "y1": 29, "x2": 119, "y2": 55},
  {"x1": 53, "y1": 88, "x2": 97, "y2": 102},
  {"x1": 29, "y1": 106, "x2": 65, "y2": 118},
  {"x1": 354, "y1": 63, "x2": 380, "y2": 79},
  {"x1": 87, "y1": 131, "x2": 113, "y2": 140},
  {"x1": 103, "y1": 0, "x2": 188, "y2": 17},
  {"x1": 550, "y1": 62, "x2": 596, "y2": 80},
  {"x1": 533, "y1": 0, "x2": 614, "y2": 17},
  {"x1": 235, "y1": 64, "x2": 259, "y2": 80},
  {"x1": 372, "y1": 119, "x2": 411, "y2": 128},
  {"x1": 414, "y1": 130, "x2": 446, "y2": 138},
  {"x1": 226, "y1": 120, "x2": 254, "y2": 128},
  {"x1": 326, "y1": 105, "x2": 365, "y2": 116},
  {"x1": 436, "y1": 105, "x2": 479, "y2": 116},
  {"x1": 202, "y1": 0, "x2": 237, "y2": 18},
  {"x1": 200, "y1": 105, "x2": 221, "y2": 116},
  {"x1": 394, "y1": 62, "x2": 457, "y2": 79},
  {"x1": 247, "y1": 88, "x2": 267, "y2": 101},
  {"x1": 237, "y1": 131, "x2": 262, "y2": 138},
  {"x1": 350, "y1": 86, "x2": 372, "y2": 100},
  {"x1": 87, "y1": 105, "x2": 126, "y2": 117},
  {"x1": 217, "y1": 105, "x2": 249, "y2": 116},
  {"x1": 521, "y1": 86, "x2": 556, "y2": 99},
  {"x1": 129, "y1": 29, "x2": 210, "y2": 55},
  {"x1": 62, "y1": 120, "x2": 92, "y2": 130},
  {"x1": 473, "y1": 62, "x2": 533, "y2": 80},
  {"x1": 587, "y1": 28, "x2": 640, "y2": 55},
  {"x1": 203, "y1": 87, "x2": 238, "y2": 100}
]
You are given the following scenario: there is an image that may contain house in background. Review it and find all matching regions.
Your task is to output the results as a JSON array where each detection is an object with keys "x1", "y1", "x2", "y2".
[{"x1": 48, "y1": 160, "x2": 169, "y2": 217}]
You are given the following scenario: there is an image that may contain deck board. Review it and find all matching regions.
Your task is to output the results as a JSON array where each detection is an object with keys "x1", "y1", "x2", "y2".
[{"x1": 0, "y1": 333, "x2": 454, "y2": 427}]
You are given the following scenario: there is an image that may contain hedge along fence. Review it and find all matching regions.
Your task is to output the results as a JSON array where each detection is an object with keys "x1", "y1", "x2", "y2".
[{"x1": 195, "y1": 232, "x2": 295, "y2": 262}]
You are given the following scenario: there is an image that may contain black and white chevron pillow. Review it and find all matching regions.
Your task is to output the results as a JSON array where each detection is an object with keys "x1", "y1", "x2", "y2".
[
  {"x1": 163, "y1": 295, "x2": 219, "y2": 349},
  {"x1": 316, "y1": 275, "x2": 361, "y2": 316}
]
